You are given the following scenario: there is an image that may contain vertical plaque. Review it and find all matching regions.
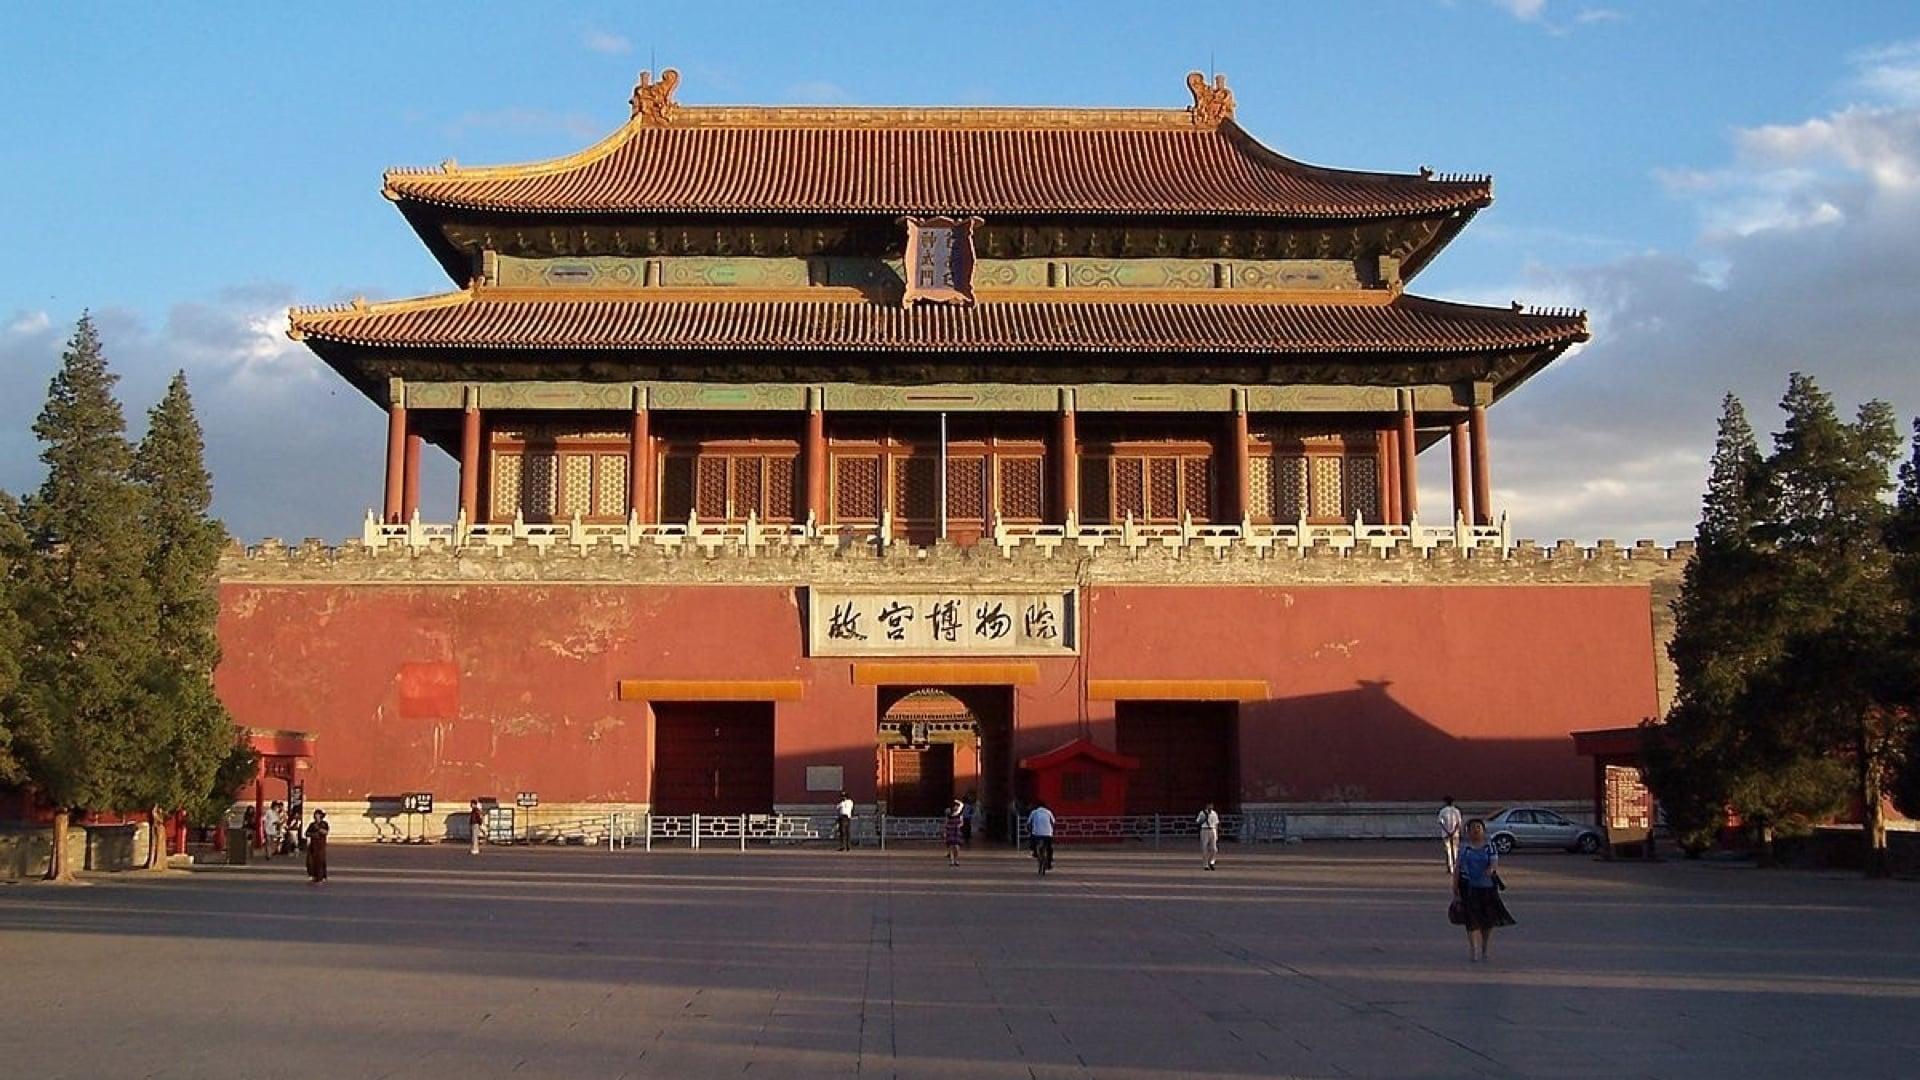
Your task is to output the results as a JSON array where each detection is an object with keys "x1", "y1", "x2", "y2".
[{"x1": 901, "y1": 216, "x2": 983, "y2": 306}]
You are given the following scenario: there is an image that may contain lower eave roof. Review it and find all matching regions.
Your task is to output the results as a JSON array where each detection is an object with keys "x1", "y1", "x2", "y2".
[{"x1": 287, "y1": 290, "x2": 1588, "y2": 356}]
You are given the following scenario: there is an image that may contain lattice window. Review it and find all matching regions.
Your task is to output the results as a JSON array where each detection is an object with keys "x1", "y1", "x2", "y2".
[
  {"x1": 1148, "y1": 458, "x2": 1180, "y2": 520},
  {"x1": 835, "y1": 456, "x2": 880, "y2": 521},
  {"x1": 1276, "y1": 455, "x2": 1308, "y2": 522},
  {"x1": 597, "y1": 454, "x2": 627, "y2": 517},
  {"x1": 521, "y1": 452, "x2": 557, "y2": 520},
  {"x1": 1247, "y1": 455, "x2": 1274, "y2": 521},
  {"x1": 1345, "y1": 454, "x2": 1381, "y2": 523},
  {"x1": 696, "y1": 457, "x2": 728, "y2": 519},
  {"x1": 661, "y1": 454, "x2": 695, "y2": 521},
  {"x1": 732, "y1": 457, "x2": 763, "y2": 521},
  {"x1": 947, "y1": 456, "x2": 986, "y2": 520},
  {"x1": 998, "y1": 456, "x2": 1044, "y2": 521},
  {"x1": 1183, "y1": 457, "x2": 1212, "y2": 521},
  {"x1": 1113, "y1": 458, "x2": 1145, "y2": 520},
  {"x1": 490, "y1": 451, "x2": 522, "y2": 521},
  {"x1": 1080, "y1": 457, "x2": 1111, "y2": 524},
  {"x1": 1310, "y1": 455, "x2": 1344, "y2": 521},
  {"x1": 560, "y1": 454, "x2": 594, "y2": 518},
  {"x1": 895, "y1": 456, "x2": 937, "y2": 521},
  {"x1": 767, "y1": 455, "x2": 797, "y2": 521}
]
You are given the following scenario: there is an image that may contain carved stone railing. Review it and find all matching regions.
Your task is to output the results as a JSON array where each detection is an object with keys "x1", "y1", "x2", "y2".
[{"x1": 359, "y1": 507, "x2": 1514, "y2": 558}]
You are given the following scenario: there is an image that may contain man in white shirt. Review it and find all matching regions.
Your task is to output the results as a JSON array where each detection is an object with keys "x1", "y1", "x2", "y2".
[
  {"x1": 1027, "y1": 802, "x2": 1056, "y2": 873},
  {"x1": 262, "y1": 802, "x2": 280, "y2": 861},
  {"x1": 1438, "y1": 796, "x2": 1463, "y2": 875},
  {"x1": 1196, "y1": 803, "x2": 1220, "y2": 870},
  {"x1": 835, "y1": 793, "x2": 855, "y2": 851}
]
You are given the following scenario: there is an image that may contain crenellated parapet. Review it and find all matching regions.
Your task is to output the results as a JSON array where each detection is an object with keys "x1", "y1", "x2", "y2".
[{"x1": 219, "y1": 523, "x2": 1691, "y2": 589}]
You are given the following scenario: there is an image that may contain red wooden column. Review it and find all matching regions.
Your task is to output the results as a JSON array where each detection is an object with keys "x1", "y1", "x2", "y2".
[
  {"x1": 1469, "y1": 402, "x2": 1493, "y2": 526},
  {"x1": 1449, "y1": 416, "x2": 1471, "y2": 525},
  {"x1": 1397, "y1": 390, "x2": 1418, "y2": 523},
  {"x1": 1380, "y1": 423, "x2": 1401, "y2": 525},
  {"x1": 804, "y1": 387, "x2": 828, "y2": 526},
  {"x1": 1055, "y1": 388, "x2": 1079, "y2": 525},
  {"x1": 1228, "y1": 388, "x2": 1250, "y2": 523},
  {"x1": 401, "y1": 433, "x2": 423, "y2": 521},
  {"x1": 458, "y1": 385, "x2": 482, "y2": 523},
  {"x1": 382, "y1": 381, "x2": 406, "y2": 524},
  {"x1": 628, "y1": 386, "x2": 653, "y2": 523},
  {"x1": 1375, "y1": 425, "x2": 1393, "y2": 525}
]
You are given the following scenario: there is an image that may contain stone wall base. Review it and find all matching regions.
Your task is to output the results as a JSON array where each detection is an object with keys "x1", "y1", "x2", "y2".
[{"x1": 0, "y1": 823, "x2": 154, "y2": 880}]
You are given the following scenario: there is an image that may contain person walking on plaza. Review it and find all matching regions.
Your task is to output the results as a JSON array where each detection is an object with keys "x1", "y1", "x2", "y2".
[
  {"x1": 262, "y1": 802, "x2": 280, "y2": 861},
  {"x1": 304, "y1": 809, "x2": 330, "y2": 885},
  {"x1": 835, "y1": 792, "x2": 854, "y2": 851},
  {"x1": 1454, "y1": 818, "x2": 1514, "y2": 962},
  {"x1": 468, "y1": 800, "x2": 486, "y2": 855},
  {"x1": 943, "y1": 799, "x2": 965, "y2": 866},
  {"x1": 1438, "y1": 796, "x2": 1463, "y2": 876},
  {"x1": 960, "y1": 791, "x2": 976, "y2": 847},
  {"x1": 1027, "y1": 801, "x2": 1056, "y2": 874},
  {"x1": 1197, "y1": 802, "x2": 1220, "y2": 870}
]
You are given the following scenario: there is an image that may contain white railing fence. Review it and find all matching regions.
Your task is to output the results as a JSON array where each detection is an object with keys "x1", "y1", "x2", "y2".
[
  {"x1": 1014, "y1": 812, "x2": 1291, "y2": 846},
  {"x1": 359, "y1": 507, "x2": 1511, "y2": 558},
  {"x1": 576, "y1": 811, "x2": 1290, "y2": 851}
]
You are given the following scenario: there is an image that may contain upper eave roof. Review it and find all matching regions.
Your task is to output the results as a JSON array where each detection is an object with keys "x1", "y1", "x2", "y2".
[
  {"x1": 287, "y1": 288, "x2": 1588, "y2": 356},
  {"x1": 381, "y1": 70, "x2": 1493, "y2": 221}
]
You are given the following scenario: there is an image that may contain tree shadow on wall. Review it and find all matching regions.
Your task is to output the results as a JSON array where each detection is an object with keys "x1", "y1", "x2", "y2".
[{"x1": 1242, "y1": 680, "x2": 1586, "y2": 804}]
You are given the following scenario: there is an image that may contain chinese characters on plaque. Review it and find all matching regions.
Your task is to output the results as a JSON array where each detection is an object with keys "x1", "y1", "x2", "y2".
[
  {"x1": 809, "y1": 590, "x2": 1077, "y2": 656},
  {"x1": 900, "y1": 216, "x2": 983, "y2": 306},
  {"x1": 1603, "y1": 764, "x2": 1652, "y2": 844}
]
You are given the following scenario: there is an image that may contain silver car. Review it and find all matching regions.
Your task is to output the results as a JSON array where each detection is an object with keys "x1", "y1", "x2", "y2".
[{"x1": 1485, "y1": 806, "x2": 1602, "y2": 854}]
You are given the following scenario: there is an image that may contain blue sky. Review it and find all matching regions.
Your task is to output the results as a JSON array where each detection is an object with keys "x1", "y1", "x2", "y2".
[{"x1": 4, "y1": 2, "x2": 1920, "y2": 541}]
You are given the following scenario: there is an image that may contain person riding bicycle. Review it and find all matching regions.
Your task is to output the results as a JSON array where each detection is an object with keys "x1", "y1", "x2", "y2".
[{"x1": 1027, "y1": 801, "x2": 1056, "y2": 874}]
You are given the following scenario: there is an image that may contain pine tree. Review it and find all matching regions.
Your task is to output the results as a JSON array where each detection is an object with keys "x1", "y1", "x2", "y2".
[
  {"x1": 15, "y1": 315, "x2": 158, "y2": 881},
  {"x1": 1647, "y1": 395, "x2": 1778, "y2": 852},
  {"x1": 1752, "y1": 375, "x2": 1907, "y2": 875},
  {"x1": 128, "y1": 372, "x2": 235, "y2": 870},
  {"x1": 0, "y1": 493, "x2": 28, "y2": 785},
  {"x1": 1885, "y1": 420, "x2": 1920, "y2": 825}
]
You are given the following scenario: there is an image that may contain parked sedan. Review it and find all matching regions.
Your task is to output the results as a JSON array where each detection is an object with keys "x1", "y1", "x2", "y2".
[{"x1": 1485, "y1": 807, "x2": 1602, "y2": 854}]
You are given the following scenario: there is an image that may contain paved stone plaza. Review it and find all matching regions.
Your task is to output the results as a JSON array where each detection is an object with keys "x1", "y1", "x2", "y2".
[{"x1": 3, "y1": 842, "x2": 1918, "y2": 1079}]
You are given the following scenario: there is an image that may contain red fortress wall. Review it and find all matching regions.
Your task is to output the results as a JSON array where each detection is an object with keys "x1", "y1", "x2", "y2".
[{"x1": 215, "y1": 581, "x2": 1661, "y2": 808}]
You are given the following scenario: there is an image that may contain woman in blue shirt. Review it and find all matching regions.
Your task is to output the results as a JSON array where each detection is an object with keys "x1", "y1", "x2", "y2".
[{"x1": 1455, "y1": 818, "x2": 1515, "y2": 961}]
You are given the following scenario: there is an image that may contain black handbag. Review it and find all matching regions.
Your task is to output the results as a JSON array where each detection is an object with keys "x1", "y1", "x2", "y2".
[{"x1": 1447, "y1": 898, "x2": 1466, "y2": 926}]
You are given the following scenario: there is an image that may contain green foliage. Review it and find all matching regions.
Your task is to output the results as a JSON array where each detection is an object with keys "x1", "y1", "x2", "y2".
[
  {"x1": 127, "y1": 372, "x2": 235, "y2": 816},
  {"x1": 0, "y1": 493, "x2": 28, "y2": 784},
  {"x1": 14, "y1": 315, "x2": 158, "y2": 814},
  {"x1": 185, "y1": 740, "x2": 257, "y2": 829},
  {"x1": 1649, "y1": 394, "x2": 1777, "y2": 848},
  {"x1": 1653, "y1": 377, "x2": 1916, "y2": 867}
]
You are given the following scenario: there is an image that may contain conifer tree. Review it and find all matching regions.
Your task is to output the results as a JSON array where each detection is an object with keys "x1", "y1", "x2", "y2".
[
  {"x1": 128, "y1": 372, "x2": 235, "y2": 870},
  {"x1": 15, "y1": 315, "x2": 158, "y2": 881},
  {"x1": 1650, "y1": 394, "x2": 1791, "y2": 852},
  {"x1": 1749, "y1": 375, "x2": 1906, "y2": 874},
  {"x1": 1885, "y1": 420, "x2": 1920, "y2": 825},
  {"x1": 0, "y1": 493, "x2": 28, "y2": 785}
]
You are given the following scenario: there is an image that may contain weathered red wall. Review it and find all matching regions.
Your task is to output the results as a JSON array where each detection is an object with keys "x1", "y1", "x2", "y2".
[{"x1": 215, "y1": 583, "x2": 1656, "y2": 806}]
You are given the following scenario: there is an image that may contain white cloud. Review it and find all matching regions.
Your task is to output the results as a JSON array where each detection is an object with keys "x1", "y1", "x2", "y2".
[
  {"x1": 1468, "y1": 46, "x2": 1920, "y2": 542},
  {"x1": 4, "y1": 310, "x2": 51, "y2": 337},
  {"x1": 0, "y1": 289, "x2": 402, "y2": 543},
  {"x1": 582, "y1": 29, "x2": 632, "y2": 56},
  {"x1": 1851, "y1": 40, "x2": 1920, "y2": 106},
  {"x1": 1482, "y1": 0, "x2": 1622, "y2": 33}
]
